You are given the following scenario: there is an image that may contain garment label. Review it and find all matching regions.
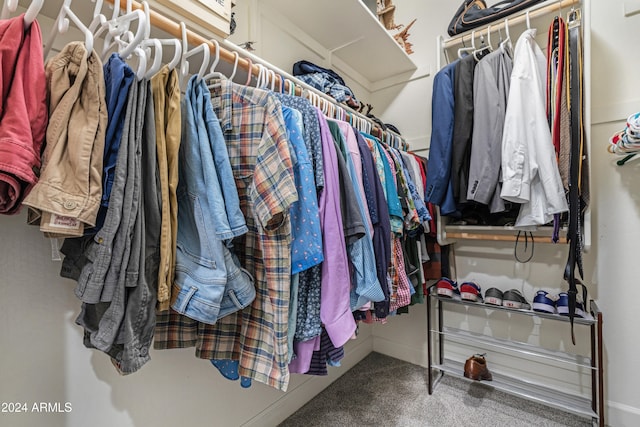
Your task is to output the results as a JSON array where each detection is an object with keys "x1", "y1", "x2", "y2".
[
  {"x1": 49, "y1": 214, "x2": 80, "y2": 230},
  {"x1": 50, "y1": 238, "x2": 62, "y2": 262}
]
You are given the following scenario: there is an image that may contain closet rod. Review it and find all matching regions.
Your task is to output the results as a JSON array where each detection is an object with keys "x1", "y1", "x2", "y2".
[
  {"x1": 106, "y1": 0, "x2": 407, "y2": 147},
  {"x1": 219, "y1": 39, "x2": 408, "y2": 148},
  {"x1": 442, "y1": 0, "x2": 580, "y2": 49},
  {"x1": 444, "y1": 232, "x2": 566, "y2": 243}
]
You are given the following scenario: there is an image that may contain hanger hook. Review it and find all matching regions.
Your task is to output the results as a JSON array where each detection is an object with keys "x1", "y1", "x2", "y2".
[
  {"x1": 269, "y1": 69, "x2": 276, "y2": 92},
  {"x1": 255, "y1": 63, "x2": 264, "y2": 88},
  {"x1": 229, "y1": 51, "x2": 239, "y2": 81},
  {"x1": 208, "y1": 39, "x2": 220, "y2": 74},
  {"x1": 526, "y1": 10, "x2": 531, "y2": 30},
  {"x1": 244, "y1": 57, "x2": 253, "y2": 86},
  {"x1": 287, "y1": 78, "x2": 295, "y2": 96}
]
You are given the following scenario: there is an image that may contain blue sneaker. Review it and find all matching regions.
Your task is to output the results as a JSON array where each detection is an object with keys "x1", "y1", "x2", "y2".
[
  {"x1": 532, "y1": 291, "x2": 558, "y2": 314},
  {"x1": 557, "y1": 292, "x2": 592, "y2": 319}
]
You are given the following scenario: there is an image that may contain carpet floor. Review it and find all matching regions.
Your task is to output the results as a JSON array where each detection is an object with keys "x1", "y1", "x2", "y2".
[{"x1": 279, "y1": 352, "x2": 593, "y2": 427}]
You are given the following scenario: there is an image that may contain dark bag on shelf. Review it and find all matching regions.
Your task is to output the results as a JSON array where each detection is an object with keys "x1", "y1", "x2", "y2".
[{"x1": 447, "y1": 0, "x2": 546, "y2": 36}]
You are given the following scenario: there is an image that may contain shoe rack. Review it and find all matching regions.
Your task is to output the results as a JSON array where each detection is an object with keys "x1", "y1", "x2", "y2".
[{"x1": 426, "y1": 289, "x2": 604, "y2": 427}]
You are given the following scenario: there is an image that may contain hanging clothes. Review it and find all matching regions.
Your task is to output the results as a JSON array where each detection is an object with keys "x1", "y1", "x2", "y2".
[
  {"x1": 425, "y1": 60, "x2": 459, "y2": 216},
  {"x1": 171, "y1": 76, "x2": 254, "y2": 325},
  {"x1": 451, "y1": 54, "x2": 477, "y2": 205},
  {"x1": 500, "y1": 29, "x2": 568, "y2": 229},
  {"x1": 279, "y1": 104, "x2": 323, "y2": 362},
  {"x1": 23, "y1": 41, "x2": 105, "y2": 235},
  {"x1": 151, "y1": 65, "x2": 181, "y2": 312},
  {"x1": 73, "y1": 77, "x2": 140, "y2": 353},
  {"x1": 154, "y1": 80, "x2": 298, "y2": 392},
  {"x1": 466, "y1": 47, "x2": 513, "y2": 214},
  {"x1": 0, "y1": 16, "x2": 47, "y2": 215},
  {"x1": 356, "y1": 131, "x2": 392, "y2": 318}
]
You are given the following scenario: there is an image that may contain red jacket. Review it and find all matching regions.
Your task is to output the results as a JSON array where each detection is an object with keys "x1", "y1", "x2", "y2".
[{"x1": 0, "y1": 15, "x2": 47, "y2": 214}]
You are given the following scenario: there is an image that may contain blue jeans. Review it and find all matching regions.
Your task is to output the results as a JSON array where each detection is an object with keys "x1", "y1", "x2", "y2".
[{"x1": 171, "y1": 76, "x2": 254, "y2": 324}]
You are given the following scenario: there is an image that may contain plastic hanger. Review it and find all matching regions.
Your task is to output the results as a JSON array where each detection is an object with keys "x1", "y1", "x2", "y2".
[
  {"x1": 0, "y1": 0, "x2": 44, "y2": 28},
  {"x1": 526, "y1": 10, "x2": 532, "y2": 30},
  {"x1": 286, "y1": 78, "x2": 295, "y2": 96},
  {"x1": 179, "y1": 21, "x2": 211, "y2": 88},
  {"x1": 141, "y1": 38, "x2": 162, "y2": 79},
  {"x1": 254, "y1": 63, "x2": 264, "y2": 88},
  {"x1": 458, "y1": 30, "x2": 476, "y2": 59},
  {"x1": 278, "y1": 75, "x2": 285, "y2": 94},
  {"x1": 268, "y1": 69, "x2": 277, "y2": 92},
  {"x1": 0, "y1": 0, "x2": 17, "y2": 20},
  {"x1": 228, "y1": 51, "x2": 239, "y2": 82},
  {"x1": 244, "y1": 57, "x2": 253, "y2": 86},
  {"x1": 2, "y1": 0, "x2": 43, "y2": 28},
  {"x1": 500, "y1": 18, "x2": 512, "y2": 52},
  {"x1": 473, "y1": 26, "x2": 493, "y2": 61},
  {"x1": 136, "y1": 1, "x2": 162, "y2": 79},
  {"x1": 130, "y1": 46, "x2": 147, "y2": 80},
  {"x1": 204, "y1": 39, "x2": 227, "y2": 89},
  {"x1": 139, "y1": 1, "x2": 181, "y2": 73},
  {"x1": 98, "y1": 8, "x2": 147, "y2": 62},
  {"x1": 88, "y1": 0, "x2": 108, "y2": 33},
  {"x1": 44, "y1": 0, "x2": 94, "y2": 58}
]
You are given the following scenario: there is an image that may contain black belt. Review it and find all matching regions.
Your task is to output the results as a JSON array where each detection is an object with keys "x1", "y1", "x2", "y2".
[{"x1": 564, "y1": 9, "x2": 584, "y2": 345}]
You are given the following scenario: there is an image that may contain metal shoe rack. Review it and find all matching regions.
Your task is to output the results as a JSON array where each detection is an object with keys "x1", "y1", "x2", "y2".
[{"x1": 426, "y1": 289, "x2": 604, "y2": 426}]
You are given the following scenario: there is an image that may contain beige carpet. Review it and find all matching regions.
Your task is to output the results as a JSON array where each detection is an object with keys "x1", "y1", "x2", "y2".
[{"x1": 279, "y1": 352, "x2": 592, "y2": 427}]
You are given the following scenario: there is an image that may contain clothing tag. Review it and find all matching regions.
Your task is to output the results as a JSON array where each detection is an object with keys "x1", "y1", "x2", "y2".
[
  {"x1": 49, "y1": 213, "x2": 81, "y2": 230},
  {"x1": 50, "y1": 238, "x2": 62, "y2": 262},
  {"x1": 211, "y1": 97, "x2": 221, "y2": 110}
]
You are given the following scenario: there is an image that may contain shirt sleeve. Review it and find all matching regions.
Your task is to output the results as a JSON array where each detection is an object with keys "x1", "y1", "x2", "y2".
[{"x1": 252, "y1": 105, "x2": 299, "y2": 231}]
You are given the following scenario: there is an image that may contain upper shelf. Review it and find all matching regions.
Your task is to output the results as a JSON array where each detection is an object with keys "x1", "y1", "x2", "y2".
[{"x1": 260, "y1": 0, "x2": 417, "y2": 83}]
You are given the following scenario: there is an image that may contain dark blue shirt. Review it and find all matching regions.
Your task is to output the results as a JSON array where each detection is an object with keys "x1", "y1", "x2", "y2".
[
  {"x1": 357, "y1": 132, "x2": 391, "y2": 318},
  {"x1": 92, "y1": 54, "x2": 135, "y2": 233}
]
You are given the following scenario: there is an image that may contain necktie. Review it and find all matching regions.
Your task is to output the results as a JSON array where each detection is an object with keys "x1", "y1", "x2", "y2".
[
  {"x1": 547, "y1": 17, "x2": 567, "y2": 244},
  {"x1": 564, "y1": 9, "x2": 586, "y2": 345}
]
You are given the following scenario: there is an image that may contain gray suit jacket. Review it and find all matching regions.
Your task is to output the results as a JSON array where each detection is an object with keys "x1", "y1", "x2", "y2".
[{"x1": 466, "y1": 48, "x2": 513, "y2": 213}]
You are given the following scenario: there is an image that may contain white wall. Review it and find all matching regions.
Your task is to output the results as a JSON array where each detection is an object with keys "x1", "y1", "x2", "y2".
[{"x1": 371, "y1": 1, "x2": 640, "y2": 426}]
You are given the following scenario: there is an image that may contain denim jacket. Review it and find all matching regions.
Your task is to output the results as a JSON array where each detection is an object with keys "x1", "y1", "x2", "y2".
[{"x1": 172, "y1": 77, "x2": 254, "y2": 325}]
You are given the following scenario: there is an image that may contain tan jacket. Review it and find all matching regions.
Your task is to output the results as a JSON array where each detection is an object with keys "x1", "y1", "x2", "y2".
[{"x1": 23, "y1": 42, "x2": 107, "y2": 236}]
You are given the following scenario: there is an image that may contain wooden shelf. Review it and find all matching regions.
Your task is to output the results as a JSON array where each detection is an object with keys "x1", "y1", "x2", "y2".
[{"x1": 260, "y1": 0, "x2": 417, "y2": 83}]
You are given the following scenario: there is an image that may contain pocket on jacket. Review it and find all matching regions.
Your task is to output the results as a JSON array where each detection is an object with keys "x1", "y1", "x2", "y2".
[{"x1": 176, "y1": 191, "x2": 217, "y2": 269}]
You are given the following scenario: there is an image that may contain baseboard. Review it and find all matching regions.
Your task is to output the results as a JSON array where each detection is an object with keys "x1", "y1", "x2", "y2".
[
  {"x1": 241, "y1": 335, "x2": 374, "y2": 427},
  {"x1": 606, "y1": 400, "x2": 640, "y2": 427},
  {"x1": 372, "y1": 335, "x2": 428, "y2": 367}
]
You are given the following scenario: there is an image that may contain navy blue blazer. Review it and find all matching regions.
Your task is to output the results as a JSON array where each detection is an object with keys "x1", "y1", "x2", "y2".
[{"x1": 425, "y1": 61, "x2": 458, "y2": 216}]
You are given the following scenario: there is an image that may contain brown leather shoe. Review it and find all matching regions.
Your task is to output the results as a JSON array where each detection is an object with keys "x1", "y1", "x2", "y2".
[{"x1": 464, "y1": 354, "x2": 493, "y2": 381}]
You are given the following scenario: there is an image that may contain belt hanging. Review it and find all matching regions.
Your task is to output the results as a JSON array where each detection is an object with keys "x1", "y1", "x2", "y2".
[{"x1": 564, "y1": 9, "x2": 584, "y2": 345}]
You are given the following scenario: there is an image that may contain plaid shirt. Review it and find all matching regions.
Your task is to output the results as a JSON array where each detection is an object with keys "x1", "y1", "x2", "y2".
[
  {"x1": 380, "y1": 148, "x2": 412, "y2": 312},
  {"x1": 154, "y1": 81, "x2": 297, "y2": 391}
]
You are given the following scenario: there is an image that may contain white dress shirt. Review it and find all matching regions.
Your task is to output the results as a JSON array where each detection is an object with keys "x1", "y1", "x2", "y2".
[{"x1": 500, "y1": 29, "x2": 568, "y2": 229}]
